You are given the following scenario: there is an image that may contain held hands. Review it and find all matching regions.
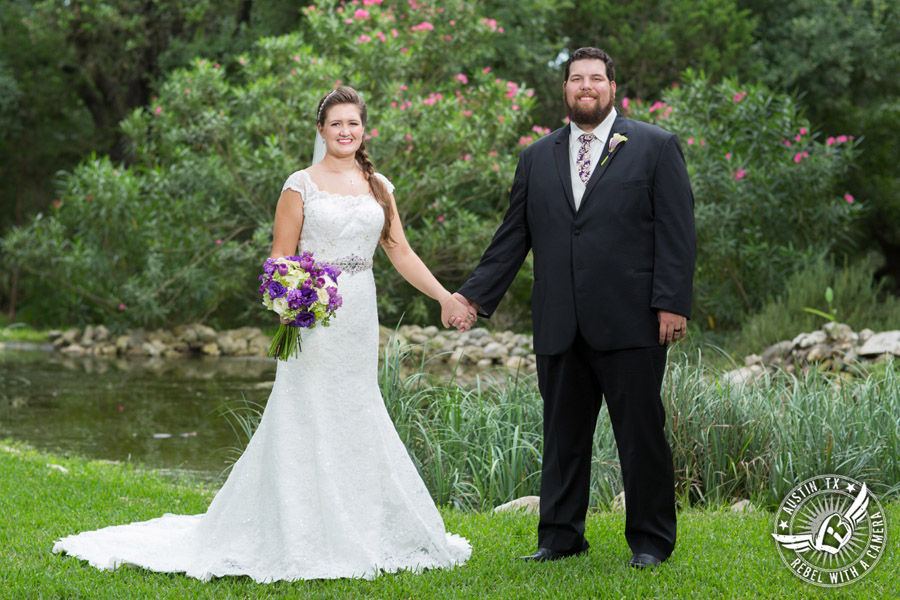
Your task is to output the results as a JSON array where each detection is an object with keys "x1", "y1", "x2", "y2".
[
  {"x1": 658, "y1": 310, "x2": 687, "y2": 345},
  {"x1": 441, "y1": 293, "x2": 478, "y2": 333}
]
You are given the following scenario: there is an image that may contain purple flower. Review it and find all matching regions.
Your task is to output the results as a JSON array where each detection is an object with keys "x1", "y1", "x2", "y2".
[
  {"x1": 268, "y1": 281, "x2": 286, "y2": 299},
  {"x1": 298, "y1": 287, "x2": 317, "y2": 307},
  {"x1": 294, "y1": 311, "x2": 316, "y2": 328},
  {"x1": 326, "y1": 286, "x2": 338, "y2": 297},
  {"x1": 286, "y1": 289, "x2": 304, "y2": 309},
  {"x1": 322, "y1": 266, "x2": 341, "y2": 281},
  {"x1": 276, "y1": 262, "x2": 289, "y2": 276},
  {"x1": 298, "y1": 255, "x2": 314, "y2": 270},
  {"x1": 328, "y1": 294, "x2": 343, "y2": 310},
  {"x1": 314, "y1": 277, "x2": 326, "y2": 288},
  {"x1": 263, "y1": 258, "x2": 276, "y2": 275},
  {"x1": 302, "y1": 278, "x2": 314, "y2": 289}
]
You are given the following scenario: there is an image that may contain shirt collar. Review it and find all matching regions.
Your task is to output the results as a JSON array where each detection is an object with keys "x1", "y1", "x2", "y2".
[{"x1": 570, "y1": 109, "x2": 618, "y2": 146}]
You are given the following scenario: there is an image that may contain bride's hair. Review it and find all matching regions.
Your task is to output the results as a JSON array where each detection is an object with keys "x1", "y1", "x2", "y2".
[{"x1": 316, "y1": 86, "x2": 395, "y2": 246}]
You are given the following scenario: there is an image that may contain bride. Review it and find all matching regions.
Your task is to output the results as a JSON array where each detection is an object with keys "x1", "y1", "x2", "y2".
[{"x1": 53, "y1": 86, "x2": 476, "y2": 582}]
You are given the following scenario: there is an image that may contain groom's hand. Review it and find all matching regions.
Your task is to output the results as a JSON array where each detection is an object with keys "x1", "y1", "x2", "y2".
[
  {"x1": 658, "y1": 310, "x2": 687, "y2": 345},
  {"x1": 450, "y1": 293, "x2": 479, "y2": 330}
]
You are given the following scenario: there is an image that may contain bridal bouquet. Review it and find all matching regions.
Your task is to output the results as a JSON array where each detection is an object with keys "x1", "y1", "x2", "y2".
[{"x1": 258, "y1": 252, "x2": 342, "y2": 360}]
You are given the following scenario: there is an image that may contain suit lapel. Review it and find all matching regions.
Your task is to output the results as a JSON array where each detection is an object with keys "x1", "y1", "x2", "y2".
[
  {"x1": 552, "y1": 127, "x2": 577, "y2": 214},
  {"x1": 581, "y1": 115, "x2": 629, "y2": 210}
]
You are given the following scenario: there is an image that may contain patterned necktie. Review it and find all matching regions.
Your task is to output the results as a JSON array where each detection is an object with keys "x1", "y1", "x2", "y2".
[{"x1": 576, "y1": 133, "x2": 596, "y2": 184}]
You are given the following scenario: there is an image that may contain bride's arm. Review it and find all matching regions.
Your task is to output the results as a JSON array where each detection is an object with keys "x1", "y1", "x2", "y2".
[
  {"x1": 269, "y1": 189, "x2": 304, "y2": 259},
  {"x1": 381, "y1": 194, "x2": 474, "y2": 329}
]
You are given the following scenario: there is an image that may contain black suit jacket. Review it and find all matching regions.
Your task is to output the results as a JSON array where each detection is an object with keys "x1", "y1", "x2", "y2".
[{"x1": 458, "y1": 113, "x2": 696, "y2": 355}]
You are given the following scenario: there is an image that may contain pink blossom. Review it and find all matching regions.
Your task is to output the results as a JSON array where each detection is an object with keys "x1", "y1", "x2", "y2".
[
  {"x1": 648, "y1": 101, "x2": 664, "y2": 113},
  {"x1": 450, "y1": 19, "x2": 456, "y2": 25},
  {"x1": 700, "y1": 140, "x2": 706, "y2": 147},
  {"x1": 454, "y1": 73, "x2": 468, "y2": 84},
  {"x1": 370, "y1": 128, "x2": 379, "y2": 137},
  {"x1": 154, "y1": 106, "x2": 162, "y2": 115},
  {"x1": 406, "y1": 133, "x2": 412, "y2": 142},
  {"x1": 519, "y1": 136, "x2": 534, "y2": 146},
  {"x1": 482, "y1": 66, "x2": 491, "y2": 74},
  {"x1": 836, "y1": 135, "x2": 848, "y2": 143},
  {"x1": 438, "y1": 216, "x2": 445, "y2": 223},
  {"x1": 526, "y1": 90, "x2": 534, "y2": 97},
  {"x1": 461, "y1": 154, "x2": 471, "y2": 161},
  {"x1": 365, "y1": 134, "x2": 371, "y2": 140},
  {"x1": 391, "y1": 101, "x2": 397, "y2": 107},
  {"x1": 407, "y1": 145, "x2": 414, "y2": 152},
  {"x1": 732, "y1": 168, "x2": 748, "y2": 181},
  {"x1": 239, "y1": 57, "x2": 246, "y2": 64},
  {"x1": 687, "y1": 138, "x2": 694, "y2": 145},
  {"x1": 782, "y1": 138, "x2": 792, "y2": 147},
  {"x1": 489, "y1": 150, "x2": 498, "y2": 157},
  {"x1": 563, "y1": 116, "x2": 570, "y2": 124},
  {"x1": 400, "y1": 84, "x2": 408, "y2": 91},
  {"x1": 357, "y1": 34, "x2": 372, "y2": 44},
  {"x1": 411, "y1": 21, "x2": 435, "y2": 32},
  {"x1": 185, "y1": 88, "x2": 191, "y2": 94},
  {"x1": 662, "y1": 106, "x2": 673, "y2": 119},
  {"x1": 290, "y1": 69, "x2": 297, "y2": 75},
  {"x1": 52, "y1": 200, "x2": 61, "y2": 208},
  {"x1": 444, "y1": 35, "x2": 452, "y2": 41},
  {"x1": 337, "y1": 6, "x2": 343, "y2": 12},
  {"x1": 401, "y1": 47, "x2": 408, "y2": 53},
  {"x1": 462, "y1": 110, "x2": 473, "y2": 116},
  {"x1": 532, "y1": 126, "x2": 551, "y2": 135},
  {"x1": 844, "y1": 193, "x2": 854, "y2": 203},
  {"x1": 376, "y1": 31, "x2": 386, "y2": 42},
  {"x1": 363, "y1": 0, "x2": 382, "y2": 5},
  {"x1": 794, "y1": 153, "x2": 802, "y2": 163},
  {"x1": 432, "y1": 201, "x2": 438, "y2": 207},
  {"x1": 512, "y1": 104, "x2": 519, "y2": 111},
  {"x1": 497, "y1": 115, "x2": 505, "y2": 124},
  {"x1": 118, "y1": 404, "x2": 125, "y2": 412},
  {"x1": 118, "y1": 303, "x2": 127, "y2": 311},
  {"x1": 216, "y1": 239, "x2": 223, "y2": 245},
  {"x1": 622, "y1": 97, "x2": 629, "y2": 110},
  {"x1": 827, "y1": 136, "x2": 836, "y2": 146},
  {"x1": 794, "y1": 134, "x2": 802, "y2": 142},
  {"x1": 391, "y1": 29, "x2": 399, "y2": 37},
  {"x1": 800, "y1": 127, "x2": 807, "y2": 135},
  {"x1": 345, "y1": 18, "x2": 353, "y2": 24},
  {"x1": 353, "y1": 8, "x2": 369, "y2": 18},
  {"x1": 499, "y1": 27, "x2": 504, "y2": 33},
  {"x1": 725, "y1": 153, "x2": 732, "y2": 160},
  {"x1": 733, "y1": 91, "x2": 747, "y2": 102},
  {"x1": 214, "y1": 62, "x2": 220, "y2": 69},
  {"x1": 293, "y1": 55, "x2": 300, "y2": 62}
]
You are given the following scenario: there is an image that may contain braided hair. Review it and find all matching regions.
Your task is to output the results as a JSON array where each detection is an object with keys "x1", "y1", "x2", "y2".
[{"x1": 316, "y1": 86, "x2": 395, "y2": 246}]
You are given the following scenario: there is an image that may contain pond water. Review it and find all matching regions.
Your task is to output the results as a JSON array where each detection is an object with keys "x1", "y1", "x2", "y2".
[{"x1": 0, "y1": 347, "x2": 278, "y2": 484}]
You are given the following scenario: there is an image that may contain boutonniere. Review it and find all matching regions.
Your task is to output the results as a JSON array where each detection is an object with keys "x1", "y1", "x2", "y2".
[{"x1": 600, "y1": 133, "x2": 628, "y2": 166}]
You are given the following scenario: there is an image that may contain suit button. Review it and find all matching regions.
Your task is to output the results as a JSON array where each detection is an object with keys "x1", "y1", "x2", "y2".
[{"x1": 574, "y1": 229, "x2": 581, "y2": 236}]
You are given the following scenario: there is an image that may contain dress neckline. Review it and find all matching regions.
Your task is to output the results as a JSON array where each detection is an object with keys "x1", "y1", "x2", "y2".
[{"x1": 301, "y1": 169, "x2": 374, "y2": 200}]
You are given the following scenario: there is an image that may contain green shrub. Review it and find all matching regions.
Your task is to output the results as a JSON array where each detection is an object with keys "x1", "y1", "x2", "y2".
[
  {"x1": 1, "y1": 1, "x2": 542, "y2": 329},
  {"x1": 627, "y1": 71, "x2": 861, "y2": 330}
]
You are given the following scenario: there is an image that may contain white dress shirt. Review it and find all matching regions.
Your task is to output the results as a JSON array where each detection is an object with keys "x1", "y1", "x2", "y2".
[{"x1": 569, "y1": 109, "x2": 617, "y2": 211}]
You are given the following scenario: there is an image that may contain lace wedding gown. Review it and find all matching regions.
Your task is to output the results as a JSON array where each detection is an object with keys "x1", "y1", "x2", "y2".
[{"x1": 53, "y1": 170, "x2": 471, "y2": 582}]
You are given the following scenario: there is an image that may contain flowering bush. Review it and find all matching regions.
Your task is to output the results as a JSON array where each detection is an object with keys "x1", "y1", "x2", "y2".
[
  {"x1": 2, "y1": 0, "x2": 548, "y2": 328},
  {"x1": 625, "y1": 71, "x2": 860, "y2": 329}
]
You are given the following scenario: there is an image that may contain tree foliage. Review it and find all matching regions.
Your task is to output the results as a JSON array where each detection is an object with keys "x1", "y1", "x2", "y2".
[{"x1": 2, "y1": 1, "x2": 541, "y2": 329}]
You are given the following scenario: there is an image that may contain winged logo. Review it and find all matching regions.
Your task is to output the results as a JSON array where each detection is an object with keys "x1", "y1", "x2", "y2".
[{"x1": 772, "y1": 483, "x2": 869, "y2": 555}]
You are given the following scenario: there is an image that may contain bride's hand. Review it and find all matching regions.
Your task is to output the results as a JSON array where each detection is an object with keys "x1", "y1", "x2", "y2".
[{"x1": 441, "y1": 296, "x2": 475, "y2": 332}]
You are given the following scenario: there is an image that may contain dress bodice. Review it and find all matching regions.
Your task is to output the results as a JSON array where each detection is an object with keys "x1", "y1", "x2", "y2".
[{"x1": 281, "y1": 169, "x2": 391, "y2": 263}]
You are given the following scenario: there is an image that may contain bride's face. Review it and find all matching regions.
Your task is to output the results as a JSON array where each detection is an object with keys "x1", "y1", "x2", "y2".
[{"x1": 319, "y1": 103, "x2": 365, "y2": 159}]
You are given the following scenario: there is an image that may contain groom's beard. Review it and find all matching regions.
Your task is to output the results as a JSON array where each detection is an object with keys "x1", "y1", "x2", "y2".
[{"x1": 564, "y1": 92, "x2": 615, "y2": 129}]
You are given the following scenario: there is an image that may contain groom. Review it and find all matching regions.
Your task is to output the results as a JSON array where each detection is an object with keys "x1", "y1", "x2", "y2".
[{"x1": 454, "y1": 47, "x2": 696, "y2": 568}]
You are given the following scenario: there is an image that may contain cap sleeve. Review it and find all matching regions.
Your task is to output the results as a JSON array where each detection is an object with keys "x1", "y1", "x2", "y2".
[
  {"x1": 282, "y1": 170, "x2": 306, "y2": 195},
  {"x1": 373, "y1": 172, "x2": 395, "y2": 195}
]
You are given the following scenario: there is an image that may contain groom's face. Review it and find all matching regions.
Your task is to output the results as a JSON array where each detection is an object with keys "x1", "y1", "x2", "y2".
[{"x1": 563, "y1": 59, "x2": 616, "y2": 129}]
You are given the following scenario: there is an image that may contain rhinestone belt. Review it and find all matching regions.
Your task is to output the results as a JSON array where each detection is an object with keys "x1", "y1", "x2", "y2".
[{"x1": 326, "y1": 253, "x2": 372, "y2": 275}]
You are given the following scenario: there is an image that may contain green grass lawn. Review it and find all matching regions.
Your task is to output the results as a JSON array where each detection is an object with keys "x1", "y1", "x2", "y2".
[{"x1": 2, "y1": 441, "x2": 898, "y2": 600}]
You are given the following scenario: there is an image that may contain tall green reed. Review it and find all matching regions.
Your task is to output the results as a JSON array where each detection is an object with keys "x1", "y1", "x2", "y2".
[{"x1": 218, "y1": 335, "x2": 900, "y2": 511}]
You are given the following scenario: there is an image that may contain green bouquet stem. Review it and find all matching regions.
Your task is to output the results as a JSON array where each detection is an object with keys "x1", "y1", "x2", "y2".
[{"x1": 268, "y1": 323, "x2": 302, "y2": 361}]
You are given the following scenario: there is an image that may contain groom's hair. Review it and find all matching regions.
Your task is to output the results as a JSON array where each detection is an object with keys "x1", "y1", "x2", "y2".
[{"x1": 563, "y1": 47, "x2": 615, "y2": 82}]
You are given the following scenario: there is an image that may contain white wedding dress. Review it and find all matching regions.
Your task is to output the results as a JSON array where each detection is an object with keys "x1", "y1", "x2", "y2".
[{"x1": 53, "y1": 170, "x2": 471, "y2": 582}]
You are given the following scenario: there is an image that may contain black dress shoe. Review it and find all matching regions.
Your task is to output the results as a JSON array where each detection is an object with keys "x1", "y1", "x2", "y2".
[
  {"x1": 519, "y1": 541, "x2": 589, "y2": 561},
  {"x1": 628, "y1": 553, "x2": 664, "y2": 569}
]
